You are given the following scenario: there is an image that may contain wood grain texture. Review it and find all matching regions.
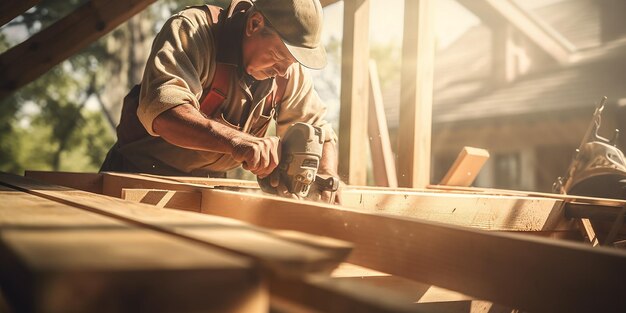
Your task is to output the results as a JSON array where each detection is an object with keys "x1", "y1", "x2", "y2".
[
  {"x1": 0, "y1": 0, "x2": 157, "y2": 100},
  {"x1": 338, "y1": 0, "x2": 370, "y2": 185},
  {"x1": 1, "y1": 173, "x2": 351, "y2": 276},
  {"x1": 340, "y1": 189, "x2": 572, "y2": 231},
  {"x1": 200, "y1": 188, "x2": 626, "y2": 313},
  {"x1": 398, "y1": 0, "x2": 435, "y2": 188},
  {"x1": 2, "y1": 174, "x2": 429, "y2": 313},
  {"x1": 0, "y1": 185, "x2": 264, "y2": 313}
]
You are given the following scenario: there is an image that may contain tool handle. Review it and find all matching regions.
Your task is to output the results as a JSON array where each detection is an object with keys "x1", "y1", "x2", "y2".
[{"x1": 315, "y1": 175, "x2": 340, "y2": 192}]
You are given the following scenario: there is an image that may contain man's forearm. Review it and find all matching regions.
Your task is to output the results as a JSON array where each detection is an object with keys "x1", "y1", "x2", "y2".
[
  {"x1": 152, "y1": 103, "x2": 280, "y2": 177},
  {"x1": 152, "y1": 103, "x2": 248, "y2": 154}
]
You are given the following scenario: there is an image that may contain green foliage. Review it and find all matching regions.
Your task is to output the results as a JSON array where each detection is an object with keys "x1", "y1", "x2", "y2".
[{"x1": 370, "y1": 42, "x2": 401, "y2": 89}]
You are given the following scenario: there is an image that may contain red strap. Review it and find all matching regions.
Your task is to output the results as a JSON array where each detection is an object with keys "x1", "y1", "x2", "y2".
[{"x1": 200, "y1": 63, "x2": 234, "y2": 116}]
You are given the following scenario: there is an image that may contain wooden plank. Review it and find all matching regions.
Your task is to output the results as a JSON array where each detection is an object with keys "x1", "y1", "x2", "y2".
[
  {"x1": 270, "y1": 274, "x2": 419, "y2": 313},
  {"x1": 200, "y1": 188, "x2": 626, "y2": 313},
  {"x1": 368, "y1": 60, "x2": 398, "y2": 188},
  {"x1": 0, "y1": 0, "x2": 40, "y2": 27},
  {"x1": 122, "y1": 188, "x2": 202, "y2": 212},
  {"x1": 102, "y1": 172, "x2": 206, "y2": 197},
  {"x1": 338, "y1": 0, "x2": 369, "y2": 186},
  {"x1": 0, "y1": 173, "x2": 351, "y2": 276},
  {"x1": 340, "y1": 189, "x2": 572, "y2": 232},
  {"x1": 0, "y1": 185, "x2": 265, "y2": 313},
  {"x1": 332, "y1": 263, "x2": 514, "y2": 313},
  {"x1": 139, "y1": 174, "x2": 259, "y2": 188},
  {"x1": 25, "y1": 170, "x2": 103, "y2": 194},
  {"x1": 439, "y1": 147, "x2": 489, "y2": 187},
  {"x1": 428, "y1": 184, "x2": 626, "y2": 207},
  {"x1": 398, "y1": 0, "x2": 435, "y2": 188},
  {"x1": 1, "y1": 175, "x2": 424, "y2": 313},
  {"x1": 0, "y1": 0, "x2": 157, "y2": 100}
]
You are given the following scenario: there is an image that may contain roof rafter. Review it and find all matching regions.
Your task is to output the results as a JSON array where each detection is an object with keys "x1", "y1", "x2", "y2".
[
  {"x1": 456, "y1": 0, "x2": 575, "y2": 64},
  {"x1": 0, "y1": 0, "x2": 157, "y2": 101},
  {"x1": 0, "y1": 0, "x2": 40, "y2": 27}
]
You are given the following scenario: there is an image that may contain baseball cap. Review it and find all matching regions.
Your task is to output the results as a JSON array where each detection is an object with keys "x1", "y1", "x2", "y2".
[{"x1": 253, "y1": 0, "x2": 327, "y2": 69}]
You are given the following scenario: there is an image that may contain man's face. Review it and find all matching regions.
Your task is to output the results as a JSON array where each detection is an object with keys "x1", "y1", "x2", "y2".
[{"x1": 242, "y1": 12, "x2": 298, "y2": 81}]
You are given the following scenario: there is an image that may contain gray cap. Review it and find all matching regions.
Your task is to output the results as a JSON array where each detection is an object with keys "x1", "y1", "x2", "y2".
[{"x1": 254, "y1": 0, "x2": 327, "y2": 69}]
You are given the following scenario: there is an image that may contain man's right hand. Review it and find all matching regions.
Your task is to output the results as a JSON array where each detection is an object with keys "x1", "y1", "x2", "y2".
[{"x1": 232, "y1": 136, "x2": 281, "y2": 178}]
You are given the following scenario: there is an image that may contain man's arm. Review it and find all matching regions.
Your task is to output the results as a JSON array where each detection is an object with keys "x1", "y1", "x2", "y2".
[{"x1": 152, "y1": 103, "x2": 280, "y2": 178}]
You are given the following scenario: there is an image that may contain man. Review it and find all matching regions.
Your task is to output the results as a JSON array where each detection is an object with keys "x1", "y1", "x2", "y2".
[{"x1": 101, "y1": 0, "x2": 339, "y2": 201}]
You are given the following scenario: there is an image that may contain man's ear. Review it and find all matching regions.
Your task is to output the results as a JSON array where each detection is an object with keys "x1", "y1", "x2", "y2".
[{"x1": 245, "y1": 12, "x2": 265, "y2": 36}]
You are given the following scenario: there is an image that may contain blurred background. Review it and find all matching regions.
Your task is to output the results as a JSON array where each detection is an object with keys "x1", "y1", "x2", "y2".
[{"x1": 1, "y1": 0, "x2": 625, "y2": 192}]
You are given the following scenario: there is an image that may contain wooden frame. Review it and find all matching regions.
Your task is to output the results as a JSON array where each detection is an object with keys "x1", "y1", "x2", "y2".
[
  {"x1": 19, "y1": 171, "x2": 626, "y2": 312},
  {"x1": 3, "y1": 172, "x2": 422, "y2": 313},
  {"x1": 338, "y1": 0, "x2": 370, "y2": 186},
  {"x1": 0, "y1": 0, "x2": 157, "y2": 100},
  {"x1": 368, "y1": 60, "x2": 398, "y2": 187},
  {"x1": 398, "y1": 0, "x2": 436, "y2": 188}
]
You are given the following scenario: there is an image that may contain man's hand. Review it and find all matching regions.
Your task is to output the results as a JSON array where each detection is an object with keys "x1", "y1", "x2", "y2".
[
  {"x1": 268, "y1": 171, "x2": 301, "y2": 200},
  {"x1": 232, "y1": 136, "x2": 281, "y2": 178}
]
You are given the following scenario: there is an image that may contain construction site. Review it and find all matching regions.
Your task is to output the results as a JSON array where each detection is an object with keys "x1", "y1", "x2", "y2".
[{"x1": 1, "y1": 0, "x2": 625, "y2": 312}]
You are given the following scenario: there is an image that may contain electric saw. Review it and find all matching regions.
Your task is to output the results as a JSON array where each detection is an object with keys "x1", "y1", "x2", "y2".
[{"x1": 257, "y1": 122, "x2": 339, "y2": 203}]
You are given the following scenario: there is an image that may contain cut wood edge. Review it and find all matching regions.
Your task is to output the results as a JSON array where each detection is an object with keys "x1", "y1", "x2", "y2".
[{"x1": 440, "y1": 146, "x2": 490, "y2": 187}]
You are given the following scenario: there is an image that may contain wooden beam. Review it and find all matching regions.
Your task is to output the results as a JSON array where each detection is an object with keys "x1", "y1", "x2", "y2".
[
  {"x1": 200, "y1": 188, "x2": 626, "y2": 313},
  {"x1": 456, "y1": 0, "x2": 574, "y2": 64},
  {"x1": 398, "y1": 0, "x2": 435, "y2": 188},
  {"x1": 0, "y1": 172, "x2": 351, "y2": 276},
  {"x1": 102, "y1": 172, "x2": 204, "y2": 197},
  {"x1": 0, "y1": 0, "x2": 40, "y2": 27},
  {"x1": 1, "y1": 174, "x2": 425, "y2": 313},
  {"x1": 368, "y1": 60, "x2": 398, "y2": 187},
  {"x1": 340, "y1": 189, "x2": 571, "y2": 232},
  {"x1": 439, "y1": 147, "x2": 489, "y2": 187},
  {"x1": 429, "y1": 184, "x2": 626, "y2": 207},
  {"x1": 338, "y1": 0, "x2": 369, "y2": 185},
  {"x1": 0, "y1": 0, "x2": 157, "y2": 100},
  {"x1": 0, "y1": 185, "x2": 265, "y2": 313},
  {"x1": 139, "y1": 173, "x2": 260, "y2": 188},
  {"x1": 25, "y1": 170, "x2": 103, "y2": 194}
]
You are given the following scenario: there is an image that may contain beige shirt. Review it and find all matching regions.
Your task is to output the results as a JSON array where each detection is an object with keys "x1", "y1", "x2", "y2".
[{"x1": 119, "y1": 6, "x2": 337, "y2": 176}]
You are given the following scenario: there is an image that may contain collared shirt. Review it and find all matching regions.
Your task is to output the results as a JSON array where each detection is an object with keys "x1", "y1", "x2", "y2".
[{"x1": 118, "y1": 6, "x2": 337, "y2": 176}]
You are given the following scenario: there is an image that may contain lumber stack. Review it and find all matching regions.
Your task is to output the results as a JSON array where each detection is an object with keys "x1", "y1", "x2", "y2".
[{"x1": 7, "y1": 171, "x2": 626, "y2": 313}]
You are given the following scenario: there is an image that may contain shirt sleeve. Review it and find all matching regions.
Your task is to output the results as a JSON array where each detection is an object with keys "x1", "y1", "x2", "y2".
[
  {"x1": 137, "y1": 13, "x2": 214, "y2": 136},
  {"x1": 275, "y1": 64, "x2": 338, "y2": 143}
]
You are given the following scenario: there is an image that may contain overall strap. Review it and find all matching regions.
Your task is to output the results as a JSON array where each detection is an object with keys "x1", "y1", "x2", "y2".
[{"x1": 200, "y1": 63, "x2": 235, "y2": 116}]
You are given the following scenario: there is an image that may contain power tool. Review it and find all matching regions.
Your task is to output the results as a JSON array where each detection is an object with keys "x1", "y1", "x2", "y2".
[
  {"x1": 257, "y1": 122, "x2": 340, "y2": 203},
  {"x1": 553, "y1": 96, "x2": 626, "y2": 199}
]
